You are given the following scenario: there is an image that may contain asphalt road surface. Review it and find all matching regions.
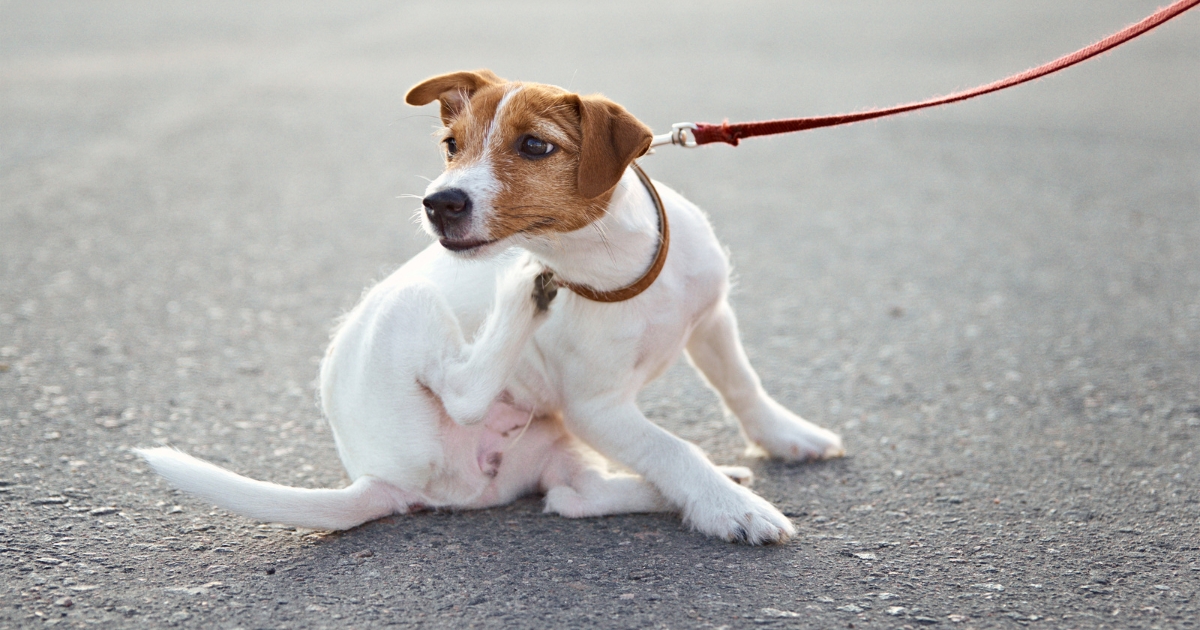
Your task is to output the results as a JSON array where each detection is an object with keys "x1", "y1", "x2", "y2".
[{"x1": 2, "y1": 1, "x2": 1199, "y2": 628}]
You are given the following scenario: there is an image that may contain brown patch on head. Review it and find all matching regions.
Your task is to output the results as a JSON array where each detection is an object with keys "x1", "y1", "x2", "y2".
[{"x1": 406, "y1": 70, "x2": 653, "y2": 245}]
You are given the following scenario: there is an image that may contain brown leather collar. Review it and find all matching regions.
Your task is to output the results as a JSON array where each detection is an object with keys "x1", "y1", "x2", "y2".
[{"x1": 558, "y1": 162, "x2": 669, "y2": 303}]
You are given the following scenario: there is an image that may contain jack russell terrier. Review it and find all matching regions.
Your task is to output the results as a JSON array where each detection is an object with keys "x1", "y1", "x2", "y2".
[{"x1": 140, "y1": 69, "x2": 844, "y2": 544}]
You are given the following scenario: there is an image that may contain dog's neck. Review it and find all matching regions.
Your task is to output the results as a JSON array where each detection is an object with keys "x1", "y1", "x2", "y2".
[{"x1": 522, "y1": 168, "x2": 660, "y2": 295}]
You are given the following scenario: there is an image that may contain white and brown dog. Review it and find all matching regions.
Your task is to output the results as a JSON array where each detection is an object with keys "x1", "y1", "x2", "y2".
[{"x1": 140, "y1": 70, "x2": 843, "y2": 544}]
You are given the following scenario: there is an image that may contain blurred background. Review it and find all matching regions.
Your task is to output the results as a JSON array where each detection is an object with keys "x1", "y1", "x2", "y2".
[{"x1": 2, "y1": 1, "x2": 1198, "y2": 627}]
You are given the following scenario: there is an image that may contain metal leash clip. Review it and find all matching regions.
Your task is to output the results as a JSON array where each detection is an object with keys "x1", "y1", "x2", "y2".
[{"x1": 649, "y1": 122, "x2": 699, "y2": 149}]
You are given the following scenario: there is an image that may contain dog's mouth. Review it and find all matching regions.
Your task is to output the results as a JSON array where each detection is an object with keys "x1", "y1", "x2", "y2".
[{"x1": 439, "y1": 237, "x2": 498, "y2": 252}]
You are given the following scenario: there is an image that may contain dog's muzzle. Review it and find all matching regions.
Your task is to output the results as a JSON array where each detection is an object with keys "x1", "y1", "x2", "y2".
[{"x1": 422, "y1": 187, "x2": 496, "y2": 252}]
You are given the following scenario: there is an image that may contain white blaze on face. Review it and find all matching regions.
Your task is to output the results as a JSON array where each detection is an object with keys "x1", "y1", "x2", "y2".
[
  {"x1": 486, "y1": 86, "x2": 521, "y2": 152},
  {"x1": 421, "y1": 86, "x2": 524, "y2": 243}
]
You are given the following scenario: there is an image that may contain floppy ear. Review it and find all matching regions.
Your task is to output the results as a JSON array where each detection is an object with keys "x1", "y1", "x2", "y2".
[
  {"x1": 405, "y1": 69, "x2": 504, "y2": 125},
  {"x1": 571, "y1": 95, "x2": 654, "y2": 199}
]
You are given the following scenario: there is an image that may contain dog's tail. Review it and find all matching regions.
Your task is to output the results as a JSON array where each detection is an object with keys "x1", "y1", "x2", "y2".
[{"x1": 136, "y1": 447, "x2": 412, "y2": 531}]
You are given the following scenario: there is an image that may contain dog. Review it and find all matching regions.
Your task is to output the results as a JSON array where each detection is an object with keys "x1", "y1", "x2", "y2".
[{"x1": 140, "y1": 69, "x2": 844, "y2": 544}]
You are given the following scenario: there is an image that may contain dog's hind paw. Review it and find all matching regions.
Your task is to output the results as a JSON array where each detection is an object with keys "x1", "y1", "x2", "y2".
[
  {"x1": 532, "y1": 270, "x2": 557, "y2": 313},
  {"x1": 543, "y1": 486, "x2": 587, "y2": 518},
  {"x1": 495, "y1": 257, "x2": 556, "y2": 317}
]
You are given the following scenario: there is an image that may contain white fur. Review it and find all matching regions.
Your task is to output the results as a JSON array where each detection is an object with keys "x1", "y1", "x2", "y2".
[
  {"x1": 139, "y1": 128, "x2": 843, "y2": 546},
  {"x1": 140, "y1": 257, "x2": 675, "y2": 530}
]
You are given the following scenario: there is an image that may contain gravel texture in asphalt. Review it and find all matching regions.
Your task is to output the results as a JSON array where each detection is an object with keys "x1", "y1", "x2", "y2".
[{"x1": 2, "y1": 1, "x2": 1199, "y2": 627}]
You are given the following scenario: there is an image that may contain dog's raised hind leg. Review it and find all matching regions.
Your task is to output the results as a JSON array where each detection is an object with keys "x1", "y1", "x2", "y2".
[
  {"x1": 424, "y1": 260, "x2": 556, "y2": 426},
  {"x1": 685, "y1": 300, "x2": 844, "y2": 462}
]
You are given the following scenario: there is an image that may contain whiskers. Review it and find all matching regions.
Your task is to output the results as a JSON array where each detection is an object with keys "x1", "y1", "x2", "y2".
[{"x1": 397, "y1": 192, "x2": 430, "y2": 231}]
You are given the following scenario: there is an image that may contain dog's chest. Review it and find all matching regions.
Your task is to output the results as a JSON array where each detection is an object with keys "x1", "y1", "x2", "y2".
[{"x1": 506, "y1": 286, "x2": 703, "y2": 410}]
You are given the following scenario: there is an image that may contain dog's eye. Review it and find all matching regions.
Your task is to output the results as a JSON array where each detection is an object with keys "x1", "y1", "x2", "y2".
[
  {"x1": 443, "y1": 137, "x2": 458, "y2": 158},
  {"x1": 517, "y1": 135, "x2": 555, "y2": 159}
]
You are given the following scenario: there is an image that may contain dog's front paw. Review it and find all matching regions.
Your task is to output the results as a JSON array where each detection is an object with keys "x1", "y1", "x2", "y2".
[
  {"x1": 747, "y1": 399, "x2": 845, "y2": 462},
  {"x1": 684, "y1": 484, "x2": 795, "y2": 545},
  {"x1": 532, "y1": 270, "x2": 557, "y2": 313}
]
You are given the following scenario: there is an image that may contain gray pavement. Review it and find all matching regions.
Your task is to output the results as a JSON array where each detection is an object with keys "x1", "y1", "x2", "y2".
[{"x1": 2, "y1": 1, "x2": 1199, "y2": 627}]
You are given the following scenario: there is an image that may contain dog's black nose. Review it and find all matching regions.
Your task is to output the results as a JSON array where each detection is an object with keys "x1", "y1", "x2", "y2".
[{"x1": 423, "y1": 188, "x2": 472, "y2": 232}]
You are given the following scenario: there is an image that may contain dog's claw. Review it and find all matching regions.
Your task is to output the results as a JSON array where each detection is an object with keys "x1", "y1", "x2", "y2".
[{"x1": 533, "y1": 271, "x2": 558, "y2": 312}]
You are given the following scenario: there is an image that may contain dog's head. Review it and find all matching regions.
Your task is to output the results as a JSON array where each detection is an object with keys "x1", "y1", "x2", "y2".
[{"x1": 406, "y1": 69, "x2": 653, "y2": 256}]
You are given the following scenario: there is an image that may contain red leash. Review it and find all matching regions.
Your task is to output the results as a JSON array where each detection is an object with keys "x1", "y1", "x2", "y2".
[{"x1": 651, "y1": 0, "x2": 1199, "y2": 148}]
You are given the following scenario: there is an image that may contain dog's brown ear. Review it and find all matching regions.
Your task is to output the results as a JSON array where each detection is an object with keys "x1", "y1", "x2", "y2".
[
  {"x1": 405, "y1": 69, "x2": 504, "y2": 125},
  {"x1": 572, "y1": 95, "x2": 653, "y2": 199}
]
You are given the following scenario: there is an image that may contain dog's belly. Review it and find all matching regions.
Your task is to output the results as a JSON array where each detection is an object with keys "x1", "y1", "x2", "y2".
[{"x1": 427, "y1": 399, "x2": 555, "y2": 508}]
